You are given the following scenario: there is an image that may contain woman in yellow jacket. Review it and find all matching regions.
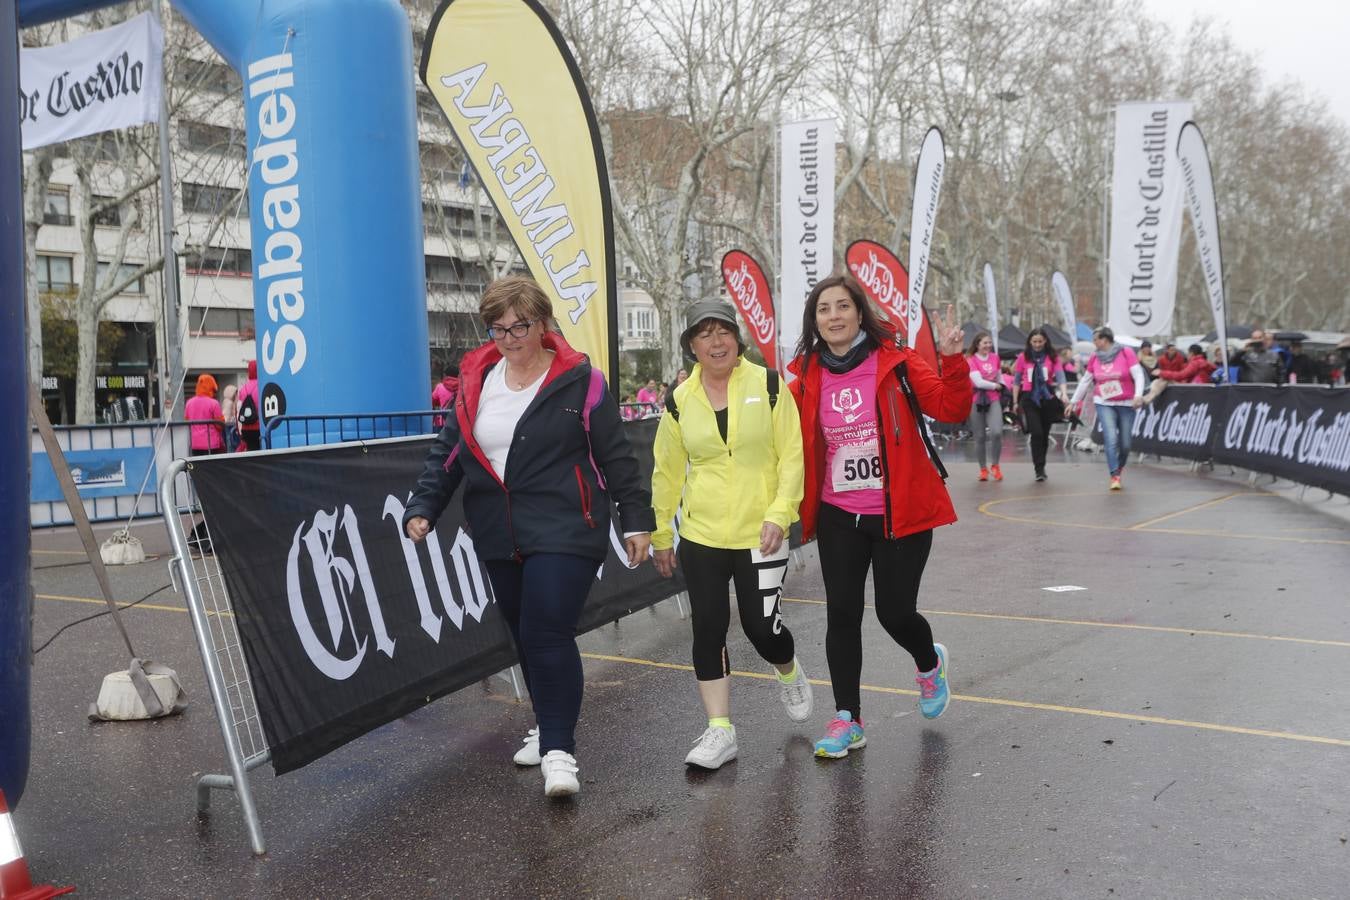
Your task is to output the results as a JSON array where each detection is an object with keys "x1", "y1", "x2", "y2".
[{"x1": 652, "y1": 299, "x2": 813, "y2": 770}]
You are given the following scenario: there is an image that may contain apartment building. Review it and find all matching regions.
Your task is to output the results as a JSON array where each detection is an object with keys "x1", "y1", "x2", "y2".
[{"x1": 27, "y1": 6, "x2": 663, "y2": 424}]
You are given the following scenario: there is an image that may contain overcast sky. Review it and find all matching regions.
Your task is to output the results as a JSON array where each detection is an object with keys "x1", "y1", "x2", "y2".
[{"x1": 1138, "y1": 0, "x2": 1350, "y2": 129}]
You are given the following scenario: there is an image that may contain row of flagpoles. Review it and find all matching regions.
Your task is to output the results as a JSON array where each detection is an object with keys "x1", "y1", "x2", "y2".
[{"x1": 726, "y1": 112, "x2": 1227, "y2": 374}]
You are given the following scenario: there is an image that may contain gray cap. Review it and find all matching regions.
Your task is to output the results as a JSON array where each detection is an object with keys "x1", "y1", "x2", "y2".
[{"x1": 680, "y1": 299, "x2": 744, "y2": 358}]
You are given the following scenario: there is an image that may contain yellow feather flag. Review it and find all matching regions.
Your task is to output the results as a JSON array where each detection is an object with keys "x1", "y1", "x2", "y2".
[{"x1": 421, "y1": 0, "x2": 616, "y2": 383}]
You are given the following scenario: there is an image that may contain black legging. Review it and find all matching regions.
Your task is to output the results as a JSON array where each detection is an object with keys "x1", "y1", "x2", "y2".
[
  {"x1": 1019, "y1": 395, "x2": 1052, "y2": 472},
  {"x1": 817, "y1": 502, "x2": 938, "y2": 721},
  {"x1": 678, "y1": 538, "x2": 795, "y2": 681}
]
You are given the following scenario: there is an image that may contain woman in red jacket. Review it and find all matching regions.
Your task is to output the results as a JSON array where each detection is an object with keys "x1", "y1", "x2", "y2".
[{"x1": 788, "y1": 274, "x2": 972, "y2": 758}]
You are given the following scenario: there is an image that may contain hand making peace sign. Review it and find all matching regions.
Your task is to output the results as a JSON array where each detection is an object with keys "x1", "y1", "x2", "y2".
[{"x1": 936, "y1": 304, "x2": 964, "y2": 356}]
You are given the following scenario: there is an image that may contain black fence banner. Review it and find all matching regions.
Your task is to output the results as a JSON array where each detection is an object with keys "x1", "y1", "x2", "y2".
[
  {"x1": 1087, "y1": 385, "x2": 1350, "y2": 495},
  {"x1": 1213, "y1": 386, "x2": 1350, "y2": 495},
  {"x1": 188, "y1": 419, "x2": 682, "y2": 774},
  {"x1": 1126, "y1": 385, "x2": 1223, "y2": 462}
]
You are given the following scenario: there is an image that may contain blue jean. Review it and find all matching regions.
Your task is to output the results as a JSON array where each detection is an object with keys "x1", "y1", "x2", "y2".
[
  {"x1": 1096, "y1": 403, "x2": 1137, "y2": 476},
  {"x1": 484, "y1": 553, "x2": 598, "y2": 754}
]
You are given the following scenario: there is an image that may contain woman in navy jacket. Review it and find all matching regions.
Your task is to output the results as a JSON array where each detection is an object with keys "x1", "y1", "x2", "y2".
[{"x1": 404, "y1": 277, "x2": 654, "y2": 799}]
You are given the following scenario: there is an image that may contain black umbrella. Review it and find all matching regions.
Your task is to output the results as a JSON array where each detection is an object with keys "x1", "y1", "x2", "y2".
[
  {"x1": 1273, "y1": 331, "x2": 1308, "y2": 342},
  {"x1": 1202, "y1": 324, "x2": 1253, "y2": 342}
]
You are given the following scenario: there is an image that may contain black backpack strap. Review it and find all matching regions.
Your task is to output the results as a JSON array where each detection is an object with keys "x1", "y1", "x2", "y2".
[
  {"x1": 766, "y1": 368, "x2": 779, "y2": 408},
  {"x1": 895, "y1": 362, "x2": 949, "y2": 481},
  {"x1": 665, "y1": 389, "x2": 679, "y2": 422}
]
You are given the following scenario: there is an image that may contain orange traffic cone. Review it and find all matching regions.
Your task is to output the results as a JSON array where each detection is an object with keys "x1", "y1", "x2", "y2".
[{"x1": 0, "y1": 790, "x2": 74, "y2": 899}]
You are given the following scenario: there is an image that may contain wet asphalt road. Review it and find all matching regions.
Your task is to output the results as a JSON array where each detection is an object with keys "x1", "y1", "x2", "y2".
[{"x1": 15, "y1": 440, "x2": 1350, "y2": 898}]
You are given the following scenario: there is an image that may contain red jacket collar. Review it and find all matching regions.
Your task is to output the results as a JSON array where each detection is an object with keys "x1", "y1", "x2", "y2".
[{"x1": 458, "y1": 330, "x2": 588, "y2": 418}]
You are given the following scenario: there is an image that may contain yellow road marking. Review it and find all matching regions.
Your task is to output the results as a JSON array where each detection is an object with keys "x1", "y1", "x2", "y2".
[
  {"x1": 37, "y1": 591, "x2": 1348, "y2": 650},
  {"x1": 31, "y1": 593, "x2": 1347, "y2": 747},
  {"x1": 33, "y1": 549, "x2": 88, "y2": 556},
  {"x1": 1127, "y1": 492, "x2": 1243, "y2": 529},
  {"x1": 579, "y1": 651, "x2": 1350, "y2": 748},
  {"x1": 777, "y1": 599, "x2": 1350, "y2": 649},
  {"x1": 978, "y1": 493, "x2": 1350, "y2": 546},
  {"x1": 36, "y1": 592, "x2": 196, "y2": 616}
]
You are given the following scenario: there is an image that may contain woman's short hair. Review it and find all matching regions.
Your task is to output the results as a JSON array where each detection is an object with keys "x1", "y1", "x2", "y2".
[
  {"x1": 479, "y1": 276, "x2": 554, "y2": 327},
  {"x1": 1092, "y1": 325, "x2": 1114, "y2": 342}
]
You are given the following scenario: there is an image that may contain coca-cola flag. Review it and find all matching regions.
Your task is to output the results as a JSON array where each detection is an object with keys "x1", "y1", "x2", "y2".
[
  {"x1": 846, "y1": 240, "x2": 938, "y2": 372},
  {"x1": 721, "y1": 250, "x2": 778, "y2": 371},
  {"x1": 845, "y1": 239, "x2": 909, "y2": 324}
]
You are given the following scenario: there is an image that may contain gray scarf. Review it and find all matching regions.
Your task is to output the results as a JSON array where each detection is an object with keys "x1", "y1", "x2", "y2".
[{"x1": 1095, "y1": 343, "x2": 1124, "y2": 366}]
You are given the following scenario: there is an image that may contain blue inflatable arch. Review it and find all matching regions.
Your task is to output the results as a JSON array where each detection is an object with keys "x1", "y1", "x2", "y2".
[{"x1": 2, "y1": 0, "x2": 429, "y2": 804}]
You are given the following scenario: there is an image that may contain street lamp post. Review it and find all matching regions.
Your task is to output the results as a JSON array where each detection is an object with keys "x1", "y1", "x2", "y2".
[{"x1": 995, "y1": 89, "x2": 1021, "y2": 328}]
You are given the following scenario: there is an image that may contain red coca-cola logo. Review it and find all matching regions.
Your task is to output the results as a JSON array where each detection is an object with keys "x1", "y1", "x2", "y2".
[
  {"x1": 725, "y1": 260, "x2": 776, "y2": 344},
  {"x1": 845, "y1": 240, "x2": 909, "y2": 322}
]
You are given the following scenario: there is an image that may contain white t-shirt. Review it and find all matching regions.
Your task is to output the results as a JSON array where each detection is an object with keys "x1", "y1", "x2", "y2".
[{"x1": 473, "y1": 362, "x2": 548, "y2": 480}]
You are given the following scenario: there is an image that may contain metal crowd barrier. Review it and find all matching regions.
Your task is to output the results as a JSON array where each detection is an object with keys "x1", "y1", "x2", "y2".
[
  {"x1": 160, "y1": 457, "x2": 270, "y2": 855},
  {"x1": 30, "y1": 419, "x2": 218, "y2": 527},
  {"x1": 264, "y1": 403, "x2": 667, "y2": 448},
  {"x1": 159, "y1": 447, "x2": 533, "y2": 855},
  {"x1": 263, "y1": 409, "x2": 444, "y2": 448}
]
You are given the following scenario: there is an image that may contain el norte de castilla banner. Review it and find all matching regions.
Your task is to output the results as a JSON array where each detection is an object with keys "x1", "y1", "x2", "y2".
[
  {"x1": 421, "y1": 0, "x2": 617, "y2": 384},
  {"x1": 780, "y1": 118, "x2": 835, "y2": 366},
  {"x1": 189, "y1": 424, "x2": 680, "y2": 774},
  {"x1": 1107, "y1": 100, "x2": 1193, "y2": 337},
  {"x1": 1088, "y1": 385, "x2": 1350, "y2": 496},
  {"x1": 18, "y1": 11, "x2": 163, "y2": 151}
]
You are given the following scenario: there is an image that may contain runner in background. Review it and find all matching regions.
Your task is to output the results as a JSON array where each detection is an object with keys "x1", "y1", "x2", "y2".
[
  {"x1": 966, "y1": 331, "x2": 1003, "y2": 482},
  {"x1": 1069, "y1": 325, "x2": 1146, "y2": 491},
  {"x1": 651, "y1": 299, "x2": 812, "y2": 772},
  {"x1": 1011, "y1": 328, "x2": 1067, "y2": 482},
  {"x1": 787, "y1": 274, "x2": 971, "y2": 759}
]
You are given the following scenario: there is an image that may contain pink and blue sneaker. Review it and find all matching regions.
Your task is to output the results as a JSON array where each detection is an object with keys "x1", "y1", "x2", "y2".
[
  {"x1": 916, "y1": 643, "x2": 950, "y2": 719},
  {"x1": 813, "y1": 710, "x2": 866, "y2": 759}
]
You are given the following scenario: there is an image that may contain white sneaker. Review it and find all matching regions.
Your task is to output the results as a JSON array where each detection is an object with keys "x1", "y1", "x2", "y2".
[
  {"x1": 778, "y1": 658, "x2": 813, "y2": 722},
  {"x1": 684, "y1": 725, "x2": 738, "y2": 770},
  {"x1": 513, "y1": 726, "x2": 541, "y2": 766},
  {"x1": 540, "y1": 750, "x2": 579, "y2": 797}
]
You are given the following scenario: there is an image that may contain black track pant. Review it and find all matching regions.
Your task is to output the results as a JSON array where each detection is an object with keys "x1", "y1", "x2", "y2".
[
  {"x1": 1019, "y1": 396, "x2": 1052, "y2": 472},
  {"x1": 679, "y1": 538, "x2": 795, "y2": 681},
  {"x1": 817, "y1": 502, "x2": 938, "y2": 721}
]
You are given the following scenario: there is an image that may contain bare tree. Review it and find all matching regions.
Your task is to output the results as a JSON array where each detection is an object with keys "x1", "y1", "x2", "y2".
[
  {"x1": 22, "y1": 147, "x2": 54, "y2": 387},
  {"x1": 60, "y1": 130, "x2": 165, "y2": 423},
  {"x1": 566, "y1": 0, "x2": 847, "y2": 374}
]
